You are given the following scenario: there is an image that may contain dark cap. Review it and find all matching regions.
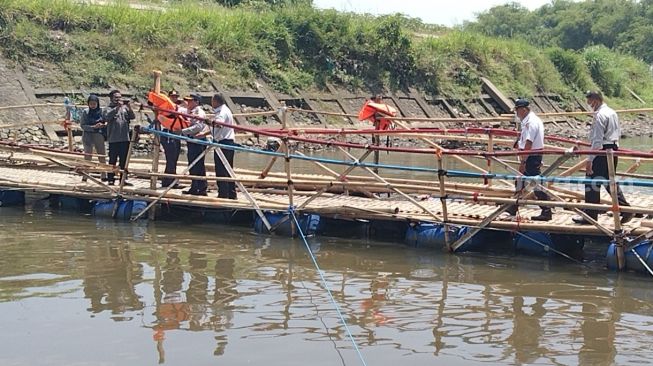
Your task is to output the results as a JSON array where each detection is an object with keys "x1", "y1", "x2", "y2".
[
  {"x1": 514, "y1": 98, "x2": 530, "y2": 109},
  {"x1": 184, "y1": 93, "x2": 202, "y2": 102},
  {"x1": 168, "y1": 90, "x2": 179, "y2": 97}
]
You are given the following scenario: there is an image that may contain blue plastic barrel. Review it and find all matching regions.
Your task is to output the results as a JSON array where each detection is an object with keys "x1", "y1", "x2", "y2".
[
  {"x1": 58, "y1": 196, "x2": 93, "y2": 212},
  {"x1": 607, "y1": 240, "x2": 653, "y2": 272},
  {"x1": 254, "y1": 212, "x2": 320, "y2": 236},
  {"x1": 453, "y1": 227, "x2": 510, "y2": 253},
  {"x1": 514, "y1": 231, "x2": 554, "y2": 256},
  {"x1": 405, "y1": 223, "x2": 449, "y2": 248},
  {"x1": 92, "y1": 200, "x2": 148, "y2": 220},
  {"x1": 0, "y1": 190, "x2": 25, "y2": 207}
]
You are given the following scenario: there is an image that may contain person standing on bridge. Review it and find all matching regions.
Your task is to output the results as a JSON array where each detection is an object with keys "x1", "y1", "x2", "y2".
[
  {"x1": 506, "y1": 98, "x2": 552, "y2": 221},
  {"x1": 104, "y1": 90, "x2": 135, "y2": 186},
  {"x1": 211, "y1": 93, "x2": 237, "y2": 200},
  {"x1": 573, "y1": 91, "x2": 632, "y2": 224},
  {"x1": 180, "y1": 93, "x2": 209, "y2": 196},
  {"x1": 78, "y1": 94, "x2": 107, "y2": 182},
  {"x1": 159, "y1": 90, "x2": 186, "y2": 189}
]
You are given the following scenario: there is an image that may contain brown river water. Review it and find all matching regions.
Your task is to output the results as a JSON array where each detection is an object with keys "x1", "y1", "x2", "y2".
[{"x1": 1, "y1": 136, "x2": 653, "y2": 365}]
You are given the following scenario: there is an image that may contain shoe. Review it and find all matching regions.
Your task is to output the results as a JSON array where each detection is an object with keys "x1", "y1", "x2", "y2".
[
  {"x1": 572, "y1": 216, "x2": 593, "y2": 225},
  {"x1": 182, "y1": 189, "x2": 196, "y2": 195},
  {"x1": 171, "y1": 184, "x2": 185, "y2": 190},
  {"x1": 621, "y1": 212, "x2": 634, "y2": 224},
  {"x1": 101, "y1": 177, "x2": 108, "y2": 182},
  {"x1": 531, "y1": 212, "x2": 552, "y2": 221},
  {"x1": 81, "y1": 177, "x2": 88, "y2": 182},
  {"x1": 193, "y1": 191, "x2": 208, "y2": 196},
  {"x1": 107, "y1": 180, "x2": 115, "y2": 186},
  {"x1": 122, "y1": 182, "x2": 133, "y2": 187}
]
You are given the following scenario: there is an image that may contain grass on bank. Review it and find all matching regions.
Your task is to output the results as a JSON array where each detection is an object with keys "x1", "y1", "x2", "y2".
[{"x1": 0, "y1": 0, "x2": 652, "y2": 109}]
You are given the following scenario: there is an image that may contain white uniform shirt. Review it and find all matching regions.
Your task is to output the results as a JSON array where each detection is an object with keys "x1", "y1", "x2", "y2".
[
  {"x1": 517, "y1": 111, "x2": 545, "y2": 150},
  {"x1": 181, "y1": 106, "x2": 208, "y2": 137},
  {"x1": 212, "y1": 104, "x2": 235, "y2": 141},
  {"x1": 588, "y1": 103, "x2": 620, "y2": 161}
]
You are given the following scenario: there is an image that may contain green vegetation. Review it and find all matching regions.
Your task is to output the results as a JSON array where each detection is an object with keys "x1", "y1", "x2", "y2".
[{"x1": 0, "y1": 0, "x2": 651, "y2": 108}]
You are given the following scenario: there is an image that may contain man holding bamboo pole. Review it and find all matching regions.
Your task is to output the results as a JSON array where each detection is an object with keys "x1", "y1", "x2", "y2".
[
  {"x1": 573, "y1": 91, "x2": 632, "y2": 224},
  {"x1": 505, "y1": 98, "x2": 552, "y2": 221}
]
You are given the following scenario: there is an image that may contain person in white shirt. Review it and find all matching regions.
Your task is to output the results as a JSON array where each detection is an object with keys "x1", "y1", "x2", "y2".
[
  {"x1": 573, "y1": 91, "x2": 632, "y2": 224},
  {"x1": 506, "y1": 98, "x2": 551, "y2": 221},
  {"x1": 179, "y1": 93, "x2": 209, "y2": 196},
  {"x1": 211, "y1": 93, "x2": 237, "y2": 199}
]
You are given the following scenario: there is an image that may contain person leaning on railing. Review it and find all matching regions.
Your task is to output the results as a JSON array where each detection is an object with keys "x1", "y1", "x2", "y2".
[
  {"x1": 505, "y1": 98, "x2": 552, "y2": 221},
  {"x1": 210, "y1": 93, "x2": 237, "y2": 200},
  {"x1": 573, "y1": 91, "x2": 633, "y2": 224}
]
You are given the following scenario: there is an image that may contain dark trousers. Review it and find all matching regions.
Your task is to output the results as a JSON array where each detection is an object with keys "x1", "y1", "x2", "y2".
[
  {"x1": 507, "y1": 155, "x2": 549, "y2": 215},
  {"x1": 585, "y1": 145, "x2": 629, "y2": 219},
  {"x1": 107, "y1": 141, "x2": 130, "y2": 183},
  {"x1": 161, "y1": 134, "x2": 181, "y2": 187},
  {"x1": 187, "y1": 141, "x2": 207, "y2": 194},
  {"x1": 215, "y1": 139, "x2": 237, "y2": 199}
]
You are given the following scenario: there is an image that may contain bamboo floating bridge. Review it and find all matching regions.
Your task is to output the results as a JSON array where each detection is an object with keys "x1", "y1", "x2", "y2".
[{"x1": 1, "y1": 97, "x2": 653, "y2": 272}]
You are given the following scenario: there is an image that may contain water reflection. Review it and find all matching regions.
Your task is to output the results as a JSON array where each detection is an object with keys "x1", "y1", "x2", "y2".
[{"x1": 1, "y1": 211, "x2": 653, "y2": 365}]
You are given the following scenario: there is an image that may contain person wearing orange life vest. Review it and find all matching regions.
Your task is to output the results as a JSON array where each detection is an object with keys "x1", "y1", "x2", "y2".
[{"x1": 160, "y1": 90, "x2": 186, "y2": 189}]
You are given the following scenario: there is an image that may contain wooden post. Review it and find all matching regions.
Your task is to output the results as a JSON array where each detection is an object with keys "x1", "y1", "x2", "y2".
[
  {"x1": 607, "y1": 149, "x2": 625, "y2": 270},
  {"x1": 280, "y1": 107, "x2": 296, "y2": 235},
  {"x1": 67, "y1": 127, "x2": 74, "y2": 152},
  {"x1": 149, "y1": 70, "x2": 163, "y2": 220},
  {"x1": 437, "y1": 153, "x2": 451, "y2": 250},
  {"x1": 372, "y1": 125, "x2": 380, "y2": 174},
  {"x1": 487, "y1": 133, "x2": 493, "y2": 186}
]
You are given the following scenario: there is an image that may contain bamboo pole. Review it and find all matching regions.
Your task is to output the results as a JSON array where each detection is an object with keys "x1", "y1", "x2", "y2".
[
  {"x1": 282, "y1": 107, "x2": 295, "y2": 235},
  {"x1": 487, "y1": 133, "x2": 493, "y2": 186},
  {"x1": 132, "y1": 147, "x2": 214, "y2": 221},
  {"x1": 607, "y1": 149, "x2": 625, "y2": 270},
  {"x1": 394, "y1": 120, "x2": 513, "y2": 188},
  {"x1": 338, "y1": 146, "x2": 443, "y2": 222},
  {"x1": 214, "y1": 146, "x2": 272, "y2": 231},
  {"x1": 259, "y1": 143, "x2": 283, "y2": 179},
  {"x1": 149, "y1": 70, "x2": 163, "y2": 220},
  {"x1": 491, "y1": 155, "x2": 614, "y2": 236},
  {"x1": 44, "y1": 156, "x2": 119, "y2": 195},
  {"x1": 295, "y1": 150, "x2": 374, "y2": 211},
  {"x1": 437, "y1": 153, "x2": 451, "y2": 249}
]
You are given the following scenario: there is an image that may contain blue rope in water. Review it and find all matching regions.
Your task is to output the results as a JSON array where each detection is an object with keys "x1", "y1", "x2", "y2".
[
  {"x1": 288, "y1": 208, "x2": 368, "y2": 366},
  {"x1": 145, "y1": 127, "x2": 653, "y2": 188}
]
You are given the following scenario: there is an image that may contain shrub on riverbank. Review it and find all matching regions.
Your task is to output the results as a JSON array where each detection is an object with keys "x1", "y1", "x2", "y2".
[{"x1": 0, "y1": 0, "x2": 651, "y2": 108}]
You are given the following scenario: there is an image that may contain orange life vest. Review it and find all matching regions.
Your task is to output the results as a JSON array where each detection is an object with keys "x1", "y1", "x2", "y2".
[
  {"x1": 147, "y1": 91, "x2": 191, "y2": 130},
  {"x1": 358, "y1": 101, "x2": 397, "y2": 130}
]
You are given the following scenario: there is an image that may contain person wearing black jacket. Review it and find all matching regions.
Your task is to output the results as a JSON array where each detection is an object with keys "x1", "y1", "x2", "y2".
[{"x1": 78, "y1": 94, "x2": 107, "y2": 182}]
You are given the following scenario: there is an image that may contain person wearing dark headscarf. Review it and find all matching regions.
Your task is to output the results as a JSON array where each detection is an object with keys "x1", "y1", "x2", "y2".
[{"x1": 77, "y1": 94, "x2": 107, "y2": 181}]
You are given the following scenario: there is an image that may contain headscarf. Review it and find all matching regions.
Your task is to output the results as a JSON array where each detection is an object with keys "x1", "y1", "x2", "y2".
[{"x1": 87, "y1": 94, "x2": 102, "y2": 122}]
